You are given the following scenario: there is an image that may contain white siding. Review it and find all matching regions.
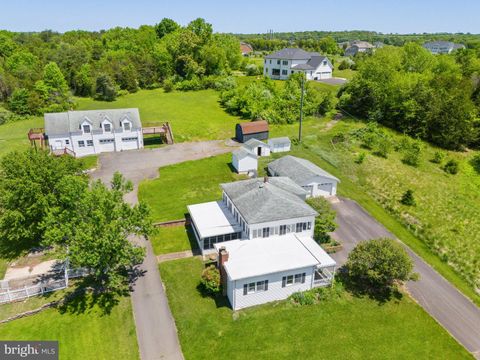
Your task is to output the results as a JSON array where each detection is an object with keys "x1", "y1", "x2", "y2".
[
  {"x1": 269, "y1": 142, "x2": 290, "y2": 153},
  {"x1": 229, "y1": 266, "x2": 315, "y2": 310},
  {"x1": 302, "y1": 176, "x2": 338, "y2": 197},
  {"x1": 232, "y1": 154, "x2": 257, "y2": 173},
  {"x1": 248, "y1": 216, "x2": 315, "y2": 240}
]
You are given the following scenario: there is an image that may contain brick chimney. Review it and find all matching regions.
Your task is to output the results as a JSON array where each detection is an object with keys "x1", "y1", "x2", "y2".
[{"x1": 218, "y1": 246, "x2": 229, "y2": 295}]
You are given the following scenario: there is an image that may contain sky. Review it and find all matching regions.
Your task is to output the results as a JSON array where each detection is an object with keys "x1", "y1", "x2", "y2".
[{"x1": 0, "y1": 0, "x2": 479, "y2": 34}]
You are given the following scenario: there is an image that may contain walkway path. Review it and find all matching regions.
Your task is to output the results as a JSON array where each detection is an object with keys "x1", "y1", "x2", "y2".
[
  {"x1": 329, "y1": 197, "x2": 480, "y2": 359},
  {"x1": 92, "y1": 141, "x2": 236, "y2": 360}
]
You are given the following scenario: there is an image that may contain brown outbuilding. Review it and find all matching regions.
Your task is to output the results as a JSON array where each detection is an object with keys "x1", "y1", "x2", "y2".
[{"x1": 235, "y1": 120, "x2": 269, "y2": 143}]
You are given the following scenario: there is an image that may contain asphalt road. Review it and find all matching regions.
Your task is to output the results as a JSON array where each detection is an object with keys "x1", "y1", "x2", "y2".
[
  {"x1": 92, "y1": 141, "x2": 236, "y2": 360},
  {"x1": 329, "y1": 197, "x2": 480, "y2": 359}
]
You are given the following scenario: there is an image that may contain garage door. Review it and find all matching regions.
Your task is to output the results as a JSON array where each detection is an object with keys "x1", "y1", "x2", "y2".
[{"x1": 317, "y1": 183, "x2": 333, "y2": 196}]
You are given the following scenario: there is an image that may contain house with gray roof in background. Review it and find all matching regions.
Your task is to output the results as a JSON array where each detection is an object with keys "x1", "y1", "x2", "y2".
[
  {"x1": 44, "y1": 108, "x2": 143, "y2": 157},
  {"x1": 263, "y1": 48, "x2": 333, "y2": 80},
  {"x1": 268, "y1": 155, "x2": 340, "y2": 197},
  {"x1": 344, "y1": 40, "x2": 375, "y2": 57},
  {"x1": 423, "y1": 41, "x2": 465, "y2": 54},
  {"x1": 187, "y1": 176, "x2": 336, "y2": 310}
]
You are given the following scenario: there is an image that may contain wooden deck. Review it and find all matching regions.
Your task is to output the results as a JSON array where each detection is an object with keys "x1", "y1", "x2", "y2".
[{"x1": 142, "y1": 122, "x2": 174, "y2": 145}]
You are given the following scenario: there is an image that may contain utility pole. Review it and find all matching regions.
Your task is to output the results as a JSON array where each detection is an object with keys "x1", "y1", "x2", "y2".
[{"x1": 298, "y1": 75, "x2": 305, "y2": 143}]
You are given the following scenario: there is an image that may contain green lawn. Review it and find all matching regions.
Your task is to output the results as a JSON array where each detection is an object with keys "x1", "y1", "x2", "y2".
[
  {"x1": 150, "y1": 225, "x2": 198, "y2": 255},
  {"x1": 259, "y1": 118, "x2": 480, "y2": 306},
  {"x1": 333, "y1": 68, "x2": 356, "y2": 79},
  {"x1": 0, "y1": 116, "x2": 43, "y2": 158},
  {"x1": 0, "y1": 295, "x2": 139, "y2": 359},
  {"x1": 76, "y1": 89, "x2": 244, "y2": 142},
  {"x1": 138, "y1": 153, "x2": 245, "y2": 222},
  {"x1": 160, "y1": 257, "x2": 471, "y2": 360}
]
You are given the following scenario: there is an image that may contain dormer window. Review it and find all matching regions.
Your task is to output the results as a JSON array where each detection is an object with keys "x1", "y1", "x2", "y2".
[
  {"x1": 82, "y1": 124, "x2": 91, "y2": 133},
  {"x1": 123, "y1": 121, "x2": 131, "y2": 131},
  {"x1": 104, "y1": 123, "x2": 111, "y2": 132}
]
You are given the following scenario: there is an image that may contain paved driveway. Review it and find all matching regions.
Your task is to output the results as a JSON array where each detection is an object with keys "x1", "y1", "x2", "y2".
[
  {"x1": 92, "y1": 141, "x2": 236, "y2": 360},
  {"x1": 316, "y1": 77, "x2": 347, "y2": 86},
  {"x1": 329, "y1": 197, "x2": 480, "y2": 359}
]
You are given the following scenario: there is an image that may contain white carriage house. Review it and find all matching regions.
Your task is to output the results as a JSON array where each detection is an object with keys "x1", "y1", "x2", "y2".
[
  {"x1": 45, "y1": 108, "x2": 143, "y2": 157},
  {"x1": 268, "y1": 155, "x2": 339, "y2": 197},
  {"x1": 188, "y1": 176, "x2": 336, "y2": 310}
]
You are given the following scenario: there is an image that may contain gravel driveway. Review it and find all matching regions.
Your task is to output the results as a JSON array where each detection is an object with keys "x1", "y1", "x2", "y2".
[{"x1": 329, "y1": 197, "x2": 480, "y2": 359}]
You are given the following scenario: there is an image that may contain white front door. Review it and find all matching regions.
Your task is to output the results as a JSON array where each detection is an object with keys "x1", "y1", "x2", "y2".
[{"x1": 54, "y1": 140, "x2": 63, "y2": 149}]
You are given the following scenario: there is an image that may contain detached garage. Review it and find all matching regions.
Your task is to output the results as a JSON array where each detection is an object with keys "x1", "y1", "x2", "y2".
[
  {"x1": 268, "y1": 137, "x2": 291, "y2": 153},
  {"x1": 267, "y1": 155, "x2": 339, "y2": 197},
  {"x1": 235, "y1": 121, "x2": 269, "y2": 143},
  {"x1": 232, "y1": 148, "x2": 258, "y2": 174}
]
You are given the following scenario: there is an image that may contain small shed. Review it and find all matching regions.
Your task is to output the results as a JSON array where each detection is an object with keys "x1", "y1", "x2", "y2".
[
  {"x1": 243, "y1": 139, "x2": 270, "y2": 157},
  {"x1": 268, "y1": 137, "x2": 291, "y2": 153},
  {"x1": 235, "y1": 121, "x2": 269, "y2": 143},
  {"x1": 232, "y1": 148, "x2": 258, "y2": 173}
]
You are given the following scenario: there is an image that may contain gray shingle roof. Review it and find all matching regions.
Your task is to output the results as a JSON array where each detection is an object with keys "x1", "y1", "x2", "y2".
[
  {"x1": 291, "y1": 55, "x2": 332, "y2": 71},
  {"x1": 44, "y1": 108, "x2": 142, "y2": 136},
  {"x1": 268, "y1": 137, "x2": 291, "y2": 145},
  {"x1": 221, "y1": 177, "x2": 317, "y2": 224},
  {"x1": 243, "y1": 138, "x2": 269, "y2": 152},
  {"x1": 265, "y1": 48, "x2": 320, "y2": 60},
  {"x1": 233, "y1": 147, "x2": 257, "y2": 160},
  {"x1": 268, "y1": 156, "x2": 339, "y2": 184}
]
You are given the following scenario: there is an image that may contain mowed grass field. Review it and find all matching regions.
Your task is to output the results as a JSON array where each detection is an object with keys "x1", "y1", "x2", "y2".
[
  {"x1": 76, "y1": 89, "x2": 244, "y2": 142},
  {"x1": 138, "y1": 153, "x2": 246, "y2": 222},
  {"x1": 150, "y1": 225, "x2": 198, "y2": 255},
  {"x1": 160, "y1": 257, "x2": 471, "y2": 360},
  {"x1": 0, "y1": 295, "x2": 139, "y2": 360},
  {"x1": 0, "y1": 116, "x2": 43, "y2": 158}
]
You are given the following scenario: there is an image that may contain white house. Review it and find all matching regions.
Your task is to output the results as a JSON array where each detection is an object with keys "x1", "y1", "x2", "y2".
[
  {"x1": 243, "y1": 138, "x2": 270, "y2": 157},
  {"x1": 423, "y1": 41, "x2": 465, "y2": 54},
  {"x1": 214, "y1": 234, "x2": 336, "y2": 310},
  {"x1": 188, "y1": 177, "x2": 314, "y2": 254},
  {"x1": 232, "y1": 148, "x2": 258, "y2": 174},
  {"x1": 188, "y1": 176, "x2": 336, "y2": 310},
  {"x1": 268, "y1": 155, "x2": 339, "y2": 197},
  {"x1": 263, "y1": 48, "x2": 333, "y2": 81},
  {"x1": 44, "y1": 108, "x2": 143, "y2": 157},
  {"x1": 268, "y1": 137, "x2": 291, "y2": 153}
]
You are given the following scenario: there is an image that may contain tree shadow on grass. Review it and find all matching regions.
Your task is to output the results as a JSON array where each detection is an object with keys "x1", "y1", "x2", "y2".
[
  {"x1": 196, "y1": 283, "x2": 230, "y2": 309},
  {"x1": 58, "y1": 266, "x2": 146, "y2": 316},
  {"x1": 336, "y1": 267, "x2": 403, "y2": 304}
]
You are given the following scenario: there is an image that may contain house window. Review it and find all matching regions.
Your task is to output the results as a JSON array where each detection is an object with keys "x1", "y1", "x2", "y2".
[
  {"x1": 271, "y1": 68, "x2": 280, "y2": 76},
  {"x1": 82, "y1": 124, "x2": 91, "y2": 133},
  {"x1": 269, "y1": 60, "x2": 271, "y2": 64},
  {"x1": 277, "y1": 60, "x2": 280, "y2": 65},
  {"x1": 282, "y1": 273, "x2": 306, "y2": 287},
  {"x1": 123, "y1": 122, "x2": 131, "y2": 131},
  {"x1": 296, "y1": 223, "x2": 303, "y2": 233},
  {"x1": 323, "y1": 60, "x2": 327, "y2": 66},
  {"x1": 253, "y1": 230, "x2": 258, "y2": 238},
  {"x1": 103, "y1": 123, "x2": 112, "y2": 132},
  {"x1": 282, "y1": 60, "x2": 288, "y2": 65},
  {"x1": 279, "y1": 225, "x2": 286, "y2": 235},
  {"x1": 78, "y1": 140, "x2": 85, "y2": 147},
  {"x1": 243, "y1": 280, "x2": 268, "y2": 295},
  {"x1": 262, "y1": 227, "x2": 270, "y2": 238},
  {"x1": 65, "y1": 140, "x2": 70, "y2": 145},
  {"x1": 281, "y1": 69, "x2": 288, "y2": 75},
  {"x1": 87, "y1": 140, "x2": 94, "y2": 147}
]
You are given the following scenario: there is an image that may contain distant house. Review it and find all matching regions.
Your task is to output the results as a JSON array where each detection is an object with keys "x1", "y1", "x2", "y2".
[
  {"x1": 268, "y1": 155, "x2": 339, "y2": 197},
  {"x1": 263, "y1": 48, "x2": 333, "y2": 81},
  {"x1": 232, "y1": 147, "x2": 258, "y2": 174},
  {"x1": 240, "y1": 42, "x2": 254, "y2": 56},
  {"x1": 45, "y1": 108, "x2": 143, "y2": 157},
  {"x1": 423, "y1": 41, "x2": 465, "y2": 54},
  {"x1": 268, "y1": 137, "x2": 291, "y2": 153},
  {"x1": 235, "y1": 121, "x2": 269, "y2": 143},
  {"x1": 344, "y1": 41, "x2": 375, "y2": 57}
]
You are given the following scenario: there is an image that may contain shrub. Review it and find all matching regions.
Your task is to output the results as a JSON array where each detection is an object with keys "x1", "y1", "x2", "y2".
[
  {"x1": 175, "y1": 77, "x2": 202, "y2": 91},
  {"x1": 443, "y1": 159, "x2": 459, "y2": 174},
  {"x1": 470, "y1": 154, "x2": 480, "y2": 174},
  {"x1": 338, "y1": 60, "x2": 351, "y2": 70},
  {"x1": 431, "y1": 151, "x2": 445, "y2": 164},
  {"x1": 212, "y1": 76, "x2": 237, "y2": 91},
  {"x1": 200, "y1": 265, "x2": 221, "y2": 294},
  {"x1": 163, "y1": 78, "x2": 175, "y2": 93},
  {"x1": 373, "y1": 135, "x2": 392, "y2": 158},
  {"x1": 306, "y1": 197, "x2": 337, "y2": 244},
  {"x1": 355, "y1": 152, "x2": 366, "y2": 164},
  {"x1": 400, "y1": 189, "x2": 416, "y2": 206},
  {"x1": 290, "y1": 291, "x2": 316, "y2": 305},
  {"x1": 401, "y1": 139, "x2": 422, "y2": 167},
  {"x1": 245, "y1": 63, "x2": 260, "y2": 76},
  {"x1": 346, "y1": 238, "x2": 417, "y2": 291}
]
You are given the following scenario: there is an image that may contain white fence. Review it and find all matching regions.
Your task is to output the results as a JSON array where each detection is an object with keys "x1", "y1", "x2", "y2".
[{"x1": 0, "y1": 267, "x2": 89, "y2": 305}]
